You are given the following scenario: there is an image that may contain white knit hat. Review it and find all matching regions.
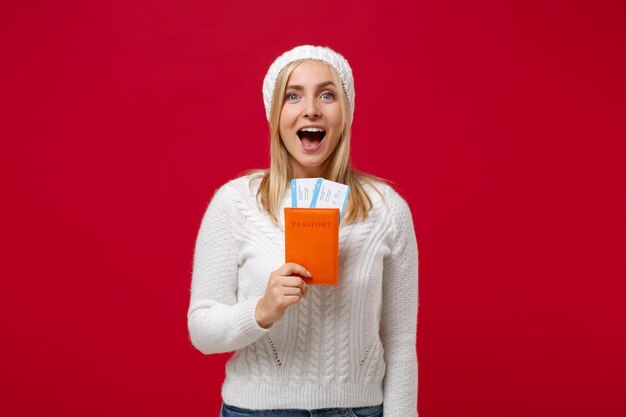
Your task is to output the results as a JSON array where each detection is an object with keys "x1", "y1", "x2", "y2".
[{"x1": 262, "y1": 45, "x2": 355, "y2": 123}]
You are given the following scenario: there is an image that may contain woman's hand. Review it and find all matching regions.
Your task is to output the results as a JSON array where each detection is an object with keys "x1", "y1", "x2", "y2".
[{"x1": 255, "y1": 263, "x2": 310, "y2": 329}]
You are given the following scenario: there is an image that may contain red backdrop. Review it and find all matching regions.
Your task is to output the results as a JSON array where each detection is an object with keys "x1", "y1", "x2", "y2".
[{"x1": 1, "y1": 1, "x2": 625, "y2": 416}]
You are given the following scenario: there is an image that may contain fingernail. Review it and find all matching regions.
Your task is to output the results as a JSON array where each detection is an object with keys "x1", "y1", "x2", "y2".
[{"x1": 306, "y1": 270, "x2": 312, "y2": 278}]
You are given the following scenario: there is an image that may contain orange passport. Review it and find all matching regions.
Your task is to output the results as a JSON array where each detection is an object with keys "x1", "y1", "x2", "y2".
[{"x1": 284, "y1": 208, "x2": 339, "y2": 286}]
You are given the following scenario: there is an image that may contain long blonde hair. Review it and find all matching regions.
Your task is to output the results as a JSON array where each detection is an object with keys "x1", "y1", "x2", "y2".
[{"x1": 250, "y1": 59, "x2": 385, "y2": 225}]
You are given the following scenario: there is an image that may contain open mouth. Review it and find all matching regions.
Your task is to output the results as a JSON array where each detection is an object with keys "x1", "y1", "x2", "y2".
[{"x1": 297, "y1": 127, "x2": 326, "y2": 149}]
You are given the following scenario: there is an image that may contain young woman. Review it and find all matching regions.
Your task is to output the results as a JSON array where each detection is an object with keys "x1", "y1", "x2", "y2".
[{"x1": 188, "y1": 45, "x2": 418, "y2": 417}]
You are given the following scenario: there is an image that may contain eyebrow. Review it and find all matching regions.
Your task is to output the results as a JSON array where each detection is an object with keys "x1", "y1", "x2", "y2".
[{"x1": 286, "y1": 81, "x2": 337, "y2": 91}]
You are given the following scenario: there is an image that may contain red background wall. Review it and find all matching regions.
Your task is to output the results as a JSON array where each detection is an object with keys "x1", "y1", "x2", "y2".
[{"x1": 1, "y1": 1, "x2": 625, "y2": 416}]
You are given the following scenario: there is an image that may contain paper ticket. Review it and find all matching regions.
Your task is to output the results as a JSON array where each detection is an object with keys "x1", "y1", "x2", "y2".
[
  {"x1": 291, "y1": 178, "x2": 322, "y2": 208},
  {"x1": 310, "y1": 179, "x2": 350, "y2": 220}
]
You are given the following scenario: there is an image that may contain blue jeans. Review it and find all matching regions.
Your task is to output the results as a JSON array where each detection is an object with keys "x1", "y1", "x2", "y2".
[{"x1": 220, "y1": 402, "x2": 383, "y2": 417}]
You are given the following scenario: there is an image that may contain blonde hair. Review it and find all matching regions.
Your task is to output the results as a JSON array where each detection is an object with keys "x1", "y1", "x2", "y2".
[{"x1": 249, "y1": 59, "x2": 385, "y2": 225}]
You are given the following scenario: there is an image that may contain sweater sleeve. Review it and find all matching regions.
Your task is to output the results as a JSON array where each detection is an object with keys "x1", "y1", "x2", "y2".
[
  {"x1": 380, "y1": 188, "x2": 419, "y2": 416},
  {"x1": 187, "y1": 184, "x2": 269, "y2": 354}
]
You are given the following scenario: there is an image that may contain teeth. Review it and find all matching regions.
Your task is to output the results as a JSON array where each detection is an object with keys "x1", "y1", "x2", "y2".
[{"x1": 299, "y1": 127, "x2": 325, "y2": 132}]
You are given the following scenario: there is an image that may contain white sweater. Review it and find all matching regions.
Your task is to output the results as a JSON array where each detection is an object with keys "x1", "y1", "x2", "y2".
[{"x1": 188, "y1": 174, "x2": 418, "y2": 416}]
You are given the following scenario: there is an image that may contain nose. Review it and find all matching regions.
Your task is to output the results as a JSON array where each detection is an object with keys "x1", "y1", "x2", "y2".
[{"x1": 303, "y1": 96, "x2": 321, "y2": 118}]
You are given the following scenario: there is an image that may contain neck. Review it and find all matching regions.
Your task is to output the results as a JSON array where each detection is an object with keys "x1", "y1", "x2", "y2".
[{"x1": 292, "y1": 162, "x2": 322, "y2": 179}]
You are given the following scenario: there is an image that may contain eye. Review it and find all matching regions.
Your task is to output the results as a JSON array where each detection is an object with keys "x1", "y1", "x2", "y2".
[
  {"x1": 286, "y1": 92, "x2": 299, "y2": 101},
  {"x1": 321, "y1": 92, "x2": 335, "y2": 101}
]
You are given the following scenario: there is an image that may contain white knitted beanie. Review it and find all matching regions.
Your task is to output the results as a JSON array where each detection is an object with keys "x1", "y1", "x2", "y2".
[{"x1": 262, "y1": 45, "x2": 355, "y2": 123}]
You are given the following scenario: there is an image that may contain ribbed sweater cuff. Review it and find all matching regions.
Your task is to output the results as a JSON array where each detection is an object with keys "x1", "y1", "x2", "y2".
[{"x1": 237, "y1": 296, "x2": 269, "y2": 340}]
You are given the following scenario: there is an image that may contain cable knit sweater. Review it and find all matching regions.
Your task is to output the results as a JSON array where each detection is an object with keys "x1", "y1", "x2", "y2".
[{"x1": 187, "y1": 174, "x2": 418, "y2": 416}]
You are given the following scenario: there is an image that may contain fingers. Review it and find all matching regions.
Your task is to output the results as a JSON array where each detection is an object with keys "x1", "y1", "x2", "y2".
[
  {"x1": 277, "y1": 262, "x2": 312, "y2": 279},
  {"x1": 282, "y1": 286, "x2": 304, "y2": 297},
  {"x1": 270, "y1": 281, "x2": 306, "y2": 300},
  {"x1": 257, "y1": 264, "x2": 311, "y2": 328},
  {"x1": 281, "y1": 276, "x2": 307, "y2": 287},
  {"x1": 271, "y1": 263, "x2": 310, "y2": 300},
  {"x1": 279, "y1": 276, "x2": 308, "y2": 299},
  {"x1": 295, "y1": 282, "x2": 307, "y2": 300}
]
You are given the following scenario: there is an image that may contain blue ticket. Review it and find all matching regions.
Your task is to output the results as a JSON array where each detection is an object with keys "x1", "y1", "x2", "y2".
[
  {"x1": 291, "y1": 178, "x2": 322, "y2": 208},
  {"x1": 310, "y1": 179, "x2": 350, "y2": 221}
]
